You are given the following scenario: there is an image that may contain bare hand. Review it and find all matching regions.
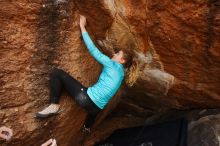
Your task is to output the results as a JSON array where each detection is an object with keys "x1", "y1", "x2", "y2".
[
  {"x1": 0, "y1": 126, "x2": 13, "y2": 141},
  {"x1": 41, "y1": 138, "x2": 57, "y2": 146},
  {"x1": 80, "y1": 15, "x2": 87, "y2": 27}
]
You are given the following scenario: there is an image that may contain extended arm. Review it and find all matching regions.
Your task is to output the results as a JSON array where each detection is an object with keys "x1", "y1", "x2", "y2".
[{"x1": 79, "y1": 15, "x2": 112, "y2": 66}]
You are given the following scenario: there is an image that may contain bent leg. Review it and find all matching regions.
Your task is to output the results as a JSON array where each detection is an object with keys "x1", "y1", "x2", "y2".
[
  {"x1": 49, "y1": 69, "x2": 63, "y2": 103},
  {"x1": 37, "y1": 68, "x2": 85, "y2": 118},
  {"x1": 49, "y1": 68, "x2": 85, "y2": 103},
  {"x1": 83, "y1": 104, "x2": 101, "y2": 129}
]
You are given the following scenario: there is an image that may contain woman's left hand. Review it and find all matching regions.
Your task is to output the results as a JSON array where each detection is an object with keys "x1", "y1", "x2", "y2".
[{"x1": 80, "y1": 15, "x2": 87, "y2": 28}]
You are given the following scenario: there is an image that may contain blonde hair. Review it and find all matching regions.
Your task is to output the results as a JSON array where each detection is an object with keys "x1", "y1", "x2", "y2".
[{"x1": 121, "y1": 49, "x2": 139, "y2": 87}]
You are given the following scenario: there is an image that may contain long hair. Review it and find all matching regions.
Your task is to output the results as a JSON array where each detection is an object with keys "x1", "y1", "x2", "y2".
[
  {"x1": 97, "y1": 39, "x2": 139, "y2": 87},
  {"x1": 122, "y1": 49, "x2": 139, "y2": 87}
]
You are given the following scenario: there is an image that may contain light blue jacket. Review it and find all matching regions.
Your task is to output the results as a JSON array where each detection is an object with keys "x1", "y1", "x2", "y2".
[{"x1": 82, "y1": 32, "x2": 124, "y2": 109}]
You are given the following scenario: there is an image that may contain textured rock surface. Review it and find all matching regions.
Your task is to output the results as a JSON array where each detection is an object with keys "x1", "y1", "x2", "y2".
[
  {"x1": 0, "y1": 0, "x2": 219, "y2": 146},
  {"x1": 188, "y1": 114, "x2": 220, "y2": 146},
  {"x1": 141, "y1": 109, "x2": 220, "y2": 146}
]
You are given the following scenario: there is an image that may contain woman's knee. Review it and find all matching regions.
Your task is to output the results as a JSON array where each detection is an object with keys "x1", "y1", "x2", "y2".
[{"x1": 50, "y1": 68, "x2": 65, "y2": 78}]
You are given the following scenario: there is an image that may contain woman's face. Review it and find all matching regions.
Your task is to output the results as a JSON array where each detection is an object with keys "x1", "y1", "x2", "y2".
[{"x1": 112, "y1": 50, "x2": 125, "y2": 64}]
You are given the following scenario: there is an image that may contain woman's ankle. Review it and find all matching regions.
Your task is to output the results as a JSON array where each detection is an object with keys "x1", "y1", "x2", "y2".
[{"x1": 50, "y1": 103, "x2": 60, "y2": 109}]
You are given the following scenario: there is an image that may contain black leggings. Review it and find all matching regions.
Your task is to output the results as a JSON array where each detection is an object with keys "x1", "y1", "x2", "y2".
[{"x1": 49, "y1": 68, "x2": 101, "y2": 128}]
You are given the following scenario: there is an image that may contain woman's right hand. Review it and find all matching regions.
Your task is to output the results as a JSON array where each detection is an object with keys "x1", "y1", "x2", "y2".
[
  {"x1": 41, "y1": 138, "x2": 57, "y2": 146},
  {"x1": 0, "y1": 126, "x2": 13, "y2": 141},
  {"x1": 80, "y1": 15, "x2": 87, "y2": 28}
]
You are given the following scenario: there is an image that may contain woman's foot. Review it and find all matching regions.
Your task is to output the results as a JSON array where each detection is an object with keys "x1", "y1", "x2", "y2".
[{"x1": 36, "y1": 104, "x2": 60, "y2": 118}]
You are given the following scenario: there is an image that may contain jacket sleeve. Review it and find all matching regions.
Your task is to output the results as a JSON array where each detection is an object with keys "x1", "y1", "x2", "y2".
[{"x1": 82, "y1": 31, "x2": 112, "y2": 66}]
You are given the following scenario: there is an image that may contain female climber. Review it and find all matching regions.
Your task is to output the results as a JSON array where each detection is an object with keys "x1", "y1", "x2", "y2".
[{"x1": 36, "y1": 15, "x2": 134, "y2": 132}]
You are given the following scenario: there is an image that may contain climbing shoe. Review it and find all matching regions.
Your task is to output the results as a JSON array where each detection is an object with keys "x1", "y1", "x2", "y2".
[{"x1": 36, "y1": 104, "x2": 60, "y2": 118}]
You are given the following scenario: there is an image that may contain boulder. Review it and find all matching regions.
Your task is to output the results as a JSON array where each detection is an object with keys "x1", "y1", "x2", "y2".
[{"x1": 0, "y1": 0, "x2": 219, "y2": 145}]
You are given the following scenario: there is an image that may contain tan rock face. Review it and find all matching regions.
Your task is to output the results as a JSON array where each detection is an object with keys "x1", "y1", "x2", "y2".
[{"x1": 0, "y1": 0, "x2": 219, "y2": 145}]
